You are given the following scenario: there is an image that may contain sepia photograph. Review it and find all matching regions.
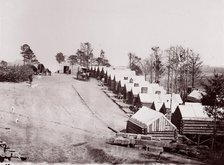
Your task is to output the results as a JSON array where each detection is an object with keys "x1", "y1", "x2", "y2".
[{"x1": 0, "y1": 0, "x2": 224, "y2": 164}]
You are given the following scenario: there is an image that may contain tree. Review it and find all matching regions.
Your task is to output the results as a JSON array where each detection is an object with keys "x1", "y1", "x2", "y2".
[
  {"x1": 188, "y1": 51, "x2": 203, "y2": 88},
  {"x1": 151, "y1": 46, "x2": 165, "y2": 83},
  {"x1": 77, "y1": 42, "x2": 93, "y2": 67},
  {"x1": 141, "y1": 57, "x2": 153, "y2": 82},
  {"x1": 0, "y1": 60, "x2": 8, "y2": 67},
  {"x1": 95, "y1": 49, "x2": 110, "y2": 66},
  {"x1": 21, "y1": 44, "x2": 38, "y2": 65},
  {"x1": 55, "y1": 52, "x2": 65, "y2": 64},
  {"x1": 67, "y1": 55, "x2": 78, "y2": 69},
  {"x1": 166, "y1": 46, "x2": 191, "y2": 95},
  {"x1": 96, "y1": 49, "x2": 105, "y2": 66},
  {"x1": 128, "y1": 53, "x2": 143, "y2": 75},
  {"x1": 201, "y1": 73, "x2": 224, "y2": 150}
]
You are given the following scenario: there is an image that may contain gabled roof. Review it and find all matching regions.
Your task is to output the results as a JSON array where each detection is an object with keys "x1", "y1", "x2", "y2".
[
  {"x1": 139, "y1": 93, "x2": 182, "y2": 113},
  {"x1": 129, "y1": 106, "x2": 176, "y2": 128},
  {"x1": 124, "y1": 76, "x2": 145, "y2": 92},
  {"x1": 131, "y1": 81, "x2": 154, "y2": 96},
  {"x1": 146, "y1": 83, "x2": 166, "y2": 95},
  {"x1": 125, "y1": 83, "x2": 133, "y2": 92},
  {"x1": 152, "y1": 101, "x2": 164, "y2": 111},
  {"x1": 187, "y1": 89, "x2": 206, "y2": 102},
  {"x1": 132, "y1": 86, "x2": 141, "y2": 96},
  {"x1": 177, "y1": 103, "x2": 212, "y2": 121},
  {"x1": 108, "y1": 69, "x2": 135, "y2": 79},
  {"x1": 129, "y1": 76, "x2": 145, "y2": 84},
  {"x1": 162, "y1": 94, "x2": 183, "y2": 113},
  {"x1": 139, "y1": 93, "x2": 160, "y2": 103},
  {"x1": 115, "y1": 71, "x2": 136, "y2": 83}
]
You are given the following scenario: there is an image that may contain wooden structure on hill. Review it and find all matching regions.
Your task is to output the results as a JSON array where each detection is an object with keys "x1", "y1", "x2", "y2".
[
  {"x1": 171, "y1": 103, "x2": 224, "y2": 144},
  {"x1": 126, "y1": 107, "x2": 177, "y2": 142},
  {"x1": 186, "y1": 89, "x2": 205, "y2": 103}
]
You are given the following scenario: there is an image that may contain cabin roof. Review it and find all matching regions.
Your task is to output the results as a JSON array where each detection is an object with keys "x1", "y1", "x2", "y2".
[
  {"x1": 115, "y1": 71, "x2": 136, "y2": 83},
  {"x1": 124, "y1": 76, "x2": 145, "y2": 92},
  {"x1": 139, "y1": 93, "x2": 182, "y2": 113},
  {"x1": 162, "y1": 94, "x2": 183, "y2": 113},
  {"x1": 177, "y1": 103, "x2": 212, "y2": 121},
  {"x1": 139, "y1": 93, "x2": 160, "y2": 103},
  {"x1": 187, "y1": 89, "x2": 205, "y2": 101},
  {"x1": 108, "y1": 69, "x2": 134, "y2": 78},
  {"x1": 130, "y1": 106, "x2": 176, "y2": 128}
]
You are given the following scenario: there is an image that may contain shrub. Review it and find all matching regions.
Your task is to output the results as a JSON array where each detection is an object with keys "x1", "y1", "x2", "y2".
[{"x1": 0, "y1": 65, "x2": 34, "y2": 82}]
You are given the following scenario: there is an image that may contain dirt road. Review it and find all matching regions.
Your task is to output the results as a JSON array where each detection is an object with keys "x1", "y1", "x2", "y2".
[{"x1": 0, "y1": 74, "x2": 203, "y2": 164}]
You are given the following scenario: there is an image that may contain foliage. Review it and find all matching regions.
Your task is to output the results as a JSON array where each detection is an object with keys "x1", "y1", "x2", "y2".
[
  {"x1": 20, "y1": 44, "x2": 38, "y2": 65},
  {"x1": 0, "y1": 65, "x2": 34, "y2": 82},
  {"x1": 201, "y1": 73, "x2": 224, "y2": 119},
  {"x1": 67, "y1": 55, "x2": 78, "y2": 66},
  {"x1": 55, "y1": 52, "x2": 65, "y2": 64},
  {"x1": 130, "y1": 63, "x2": 143, "y2": 75},
  {"x1": 76, "y1": 42, "x2": 93, "y2": 67},
  {"x1": 128, "y1": 53, "x2": 143, "y2": 75},
  {"x1": 0, "y1": 60, "x2": 8, "y2": 67},
  {"x1": 95, "y1": 49, "x2": 111, "y2": 66}
]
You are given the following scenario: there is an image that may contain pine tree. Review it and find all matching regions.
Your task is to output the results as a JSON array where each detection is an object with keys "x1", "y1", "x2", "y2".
[
  {"x1": 201, "y1": 72, "x2": 224, "y2": 150},
  {"x1": 21, "y1": 44, "x2": 38, "y2": 65}
]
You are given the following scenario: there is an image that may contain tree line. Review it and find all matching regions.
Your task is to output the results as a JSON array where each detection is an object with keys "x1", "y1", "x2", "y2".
[
  {"x1": 55, "y1": 42, "x2": 110, "y2": 69},
  {"x1": 128, "y1": 45, "x2": 203, "y2": 100}
]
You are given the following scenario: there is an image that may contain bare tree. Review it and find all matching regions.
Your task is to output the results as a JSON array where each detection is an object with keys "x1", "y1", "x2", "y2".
[
  {"x1": 188, "y1": 51, "x2": 203, "y2": 88},
  {"x1": 166, "y1": 46, "x2": 186, "y2": 93},
  {"x1": 141, "y1": 57, "x2": 153, "y2": 82},
  {"x1": 151, "y1": 46, "x2": 165, "y2": 84},
  {"x1": 78, "y1": 42, "x2": 93, "y2": 67},
  {"x1": 165, "y1": 46, "x2": 203, "y2": 101}
]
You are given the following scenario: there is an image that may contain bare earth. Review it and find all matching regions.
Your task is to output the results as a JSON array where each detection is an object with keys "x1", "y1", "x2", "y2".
[{"x1": 0, "y1": 74, "x2": 203, "y2": 164}]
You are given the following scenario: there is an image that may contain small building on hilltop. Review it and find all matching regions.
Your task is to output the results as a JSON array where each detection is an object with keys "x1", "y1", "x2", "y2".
[
  {"x1": 126, "y1": 106, "x2": 177, "y2": 141},
  {"x1": 58, "y1": 62, "x2": 80, "y2": 74}
]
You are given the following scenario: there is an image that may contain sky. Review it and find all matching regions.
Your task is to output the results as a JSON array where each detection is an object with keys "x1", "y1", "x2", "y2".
[{"x1": 0, "y1": 0, "x2": 224, "y2": 71}]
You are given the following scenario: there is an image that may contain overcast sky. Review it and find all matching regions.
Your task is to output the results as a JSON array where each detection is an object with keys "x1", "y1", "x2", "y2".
[{"x1": 0, "y1": 0, "x2": 224, "y2": 71}]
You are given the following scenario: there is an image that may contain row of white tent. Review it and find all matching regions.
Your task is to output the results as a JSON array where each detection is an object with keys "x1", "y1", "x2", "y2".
[{"x1": 91, "y1": 66, "x2": 183, "y2": 114}]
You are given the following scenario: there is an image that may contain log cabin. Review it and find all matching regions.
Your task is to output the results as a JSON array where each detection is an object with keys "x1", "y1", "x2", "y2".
[{"x1": 126, "y1": 106, "x2": 177, "y2": 142}]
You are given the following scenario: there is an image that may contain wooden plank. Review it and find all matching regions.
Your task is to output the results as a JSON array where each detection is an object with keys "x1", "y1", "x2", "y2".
[
  {"x1": 183, "y1": 123, "x2": 214, "y2": 127},
  {"x1": 182, "y1": 120, "x2": 213, "y2": 124}
]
